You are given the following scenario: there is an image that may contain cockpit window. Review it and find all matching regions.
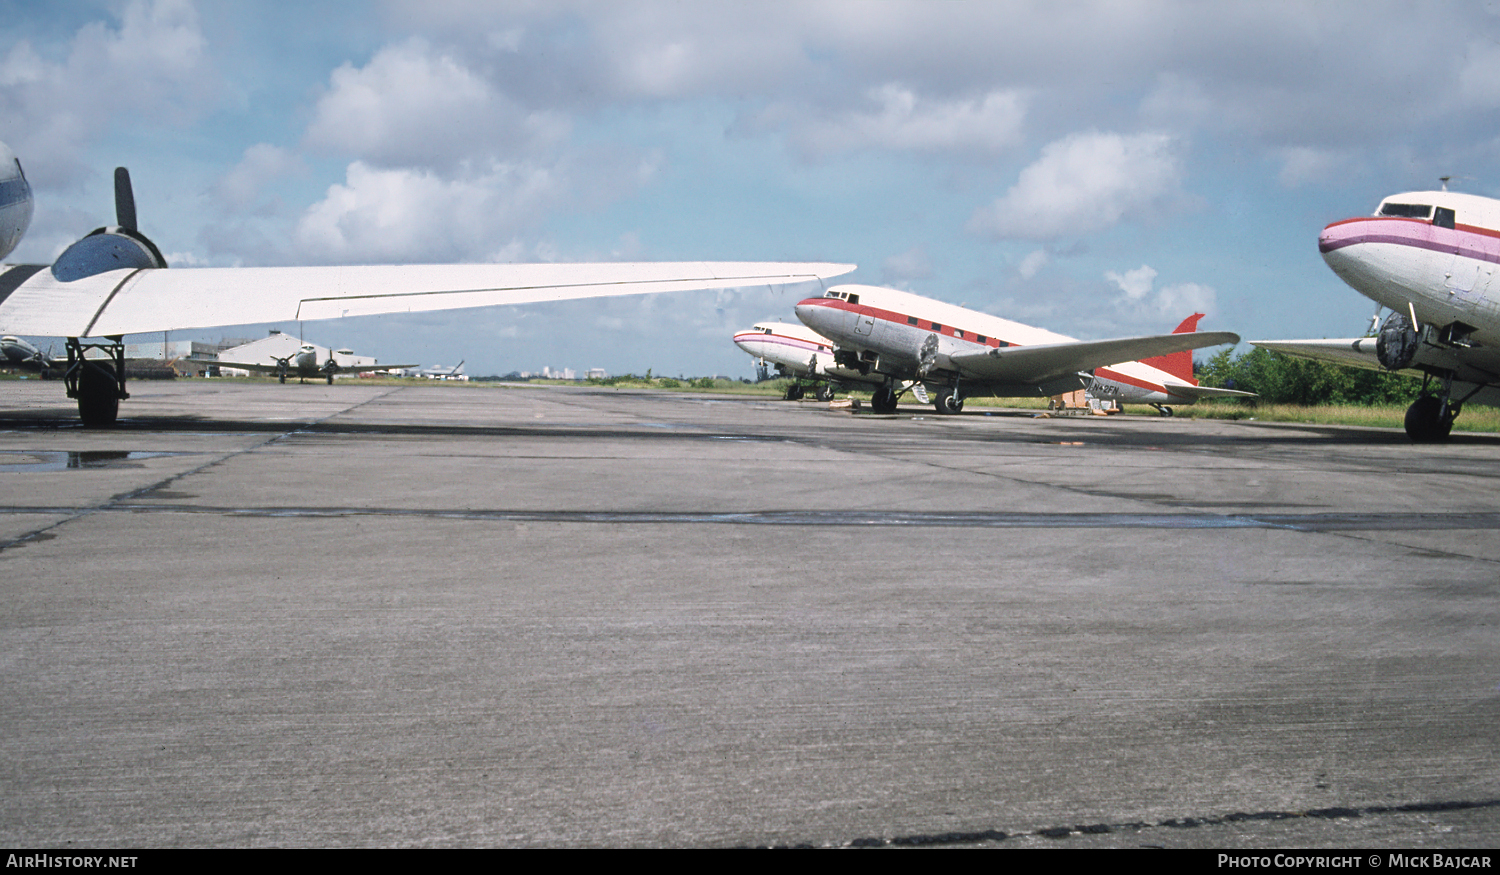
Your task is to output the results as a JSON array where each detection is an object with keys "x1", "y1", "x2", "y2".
[{"x1": 1379, "y1": 202, "x2": 1433, "y2": 219}]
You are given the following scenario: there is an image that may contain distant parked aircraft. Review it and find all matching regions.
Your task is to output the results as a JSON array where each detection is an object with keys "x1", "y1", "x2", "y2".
[
  {"x1": 732, "y1": 321, "x2": 880, "y2": 400},
  {"x1": 793, "y1": 284, "x2": 1245, "y2": 415}
]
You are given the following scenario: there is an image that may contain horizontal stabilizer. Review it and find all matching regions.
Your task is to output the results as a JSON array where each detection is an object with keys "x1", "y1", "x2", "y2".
[{"x1": 1160, "y1": 383, "x2": 1257, "y2": 400}]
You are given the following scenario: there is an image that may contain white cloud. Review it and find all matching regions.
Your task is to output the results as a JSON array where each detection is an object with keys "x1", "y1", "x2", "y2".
[
  {"x1": 294, "y1": 161, "x2": 562, "y2": 264},
  {"x1": 968, "y1": 132, "x2": 1181, "y2": 241},
  {"x1": 788, "y1": 84, "x2": 1027, "y2": 158},
  {"x1": 0, "y1": 0, "x2": 215, "y2": 184},
  {"x1": 213, "y1": 144, "x2": 307, "y2": 212},
  {"x1": 1017, "y1": 248, "x2": 1048, "y2": 279},
  {"x1": 1105, "y1": 264, "x2": 1215, "y2": 317},
  {"x1": 882, "y1": 246, "x2": 933, "y2": 285},
  {"x1": 1153, "y1": 281, "x2": 1216, "y2": 317},
  {"x1": 1275, "y1": 146, "x2": 1342, "y2": 188},
  {"x1": 304, "y1": 38, "x2": 569, "y2": 169},
  {"x1": 1105, "y1": 265, "x2": 1157, "y2": 301}
]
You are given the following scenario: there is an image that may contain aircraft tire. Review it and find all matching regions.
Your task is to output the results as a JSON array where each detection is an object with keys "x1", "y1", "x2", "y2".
[
  {"x1": 871, "y1": 385, "x2": 898, "y2": 414},
  {"x1": 784, "y1": 384, "x2": 804, "y2": 401},
  {"x1": 816, "y1": 385, "x2": 834, "y2": 402},
  {"x1": 279, "y1": 374, "x2": 286, "y2": 384},
  {"x1": 327, "y1": 374, "x2": 334, "y2": 385},
  {"x1": 934, "y1": 391, "x2": 964, "y2": 414},
  {"x1": 77, "y1": 367, "x2": 119, "y2": 428},
  {"x1": 1160, "y1": 406, "x2": 1173, "y2": 417},
  {"x1": 1405, "y1": 394, "x2": 1454, "y2": 442}
]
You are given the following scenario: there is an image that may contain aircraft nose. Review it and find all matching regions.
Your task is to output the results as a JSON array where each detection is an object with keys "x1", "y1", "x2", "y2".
[
  {"x1": 1318, "y1": 222, "x2": 1342, "y2": 255},
  {"x1": 1317, "y1": 217, "x2": 1385, "y2": 293},
  {"x1": 793, "y1": 298, "x2": 824, "y2": 331}
]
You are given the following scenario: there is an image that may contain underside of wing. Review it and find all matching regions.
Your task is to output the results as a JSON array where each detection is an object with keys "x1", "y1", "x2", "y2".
[
  {"x1": 949, "y1": 331, "x2": 1240, "y2": 384},
  {"x1": 1248, "y1": 338, "x2": 1417, "y2": 376},
  {"x1": 0, "y1": 261, "x2": 855, "y2": 337},
  {"x1": 1252, "y1": 337, "x2": 1500, "y2": 408}
]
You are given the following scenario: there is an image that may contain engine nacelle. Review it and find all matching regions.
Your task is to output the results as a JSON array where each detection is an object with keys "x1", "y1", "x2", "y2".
[
  {"x1": 1375, "y1": 311, "x2": 1419, "y2": 371},
  {"x1": 51, "y1": 226, "x2": 166, "y2": 282}
]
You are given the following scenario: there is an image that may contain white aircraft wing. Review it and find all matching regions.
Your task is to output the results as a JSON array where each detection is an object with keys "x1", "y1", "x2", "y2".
[
  {"x1": 948, "y1": 331, "x2": 1241, "y2": 384},
  {"x1": 345, "y1": 363, "x2": 418, "y2": 373},
  {"x1": 209, "y1": 360, "x2": 290, "y2": 374},
  {"x1": 0, "y1": 261, "x2": 855, "y2": 337},
  {"x1": 213, "y1": 360, "x2": 420, "y2": 373},
  {"x1": 1252, "y1": 337, "x2": 1500, "y2": 408},
  {"x1": 1248, "y1": 338, "x2": 1431, "y2": 376}
]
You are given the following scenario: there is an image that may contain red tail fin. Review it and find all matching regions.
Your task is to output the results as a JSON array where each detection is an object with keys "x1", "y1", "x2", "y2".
[{"x1": 1139, "y1": 313, "x2": 1204, "y2": 384}]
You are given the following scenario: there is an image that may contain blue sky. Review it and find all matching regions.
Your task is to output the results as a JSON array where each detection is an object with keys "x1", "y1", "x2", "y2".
[{"x1": 6, "y1": 1, "x2": 1500, "y2": 377}]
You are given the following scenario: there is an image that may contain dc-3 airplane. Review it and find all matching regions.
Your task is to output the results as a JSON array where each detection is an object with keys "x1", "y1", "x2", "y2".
[
  {"x1": 1252, "y1": 187, "x2": 1500, "y2": 440},
  {"x1": 216, "y1": 343, "x2": 414, "y2": 384},
  {"x1": 0, "y1": 141, "x2": 853, "y2": 425},
  {"x1": 2, "y1": 335, "x2": 58, "y2": 374},
  {"x1": 790, "y1": 283, "x2": 1247, "y2": 414},
  {"x1": 733, "y1": 321, "x2": 882, "y2": 400}
]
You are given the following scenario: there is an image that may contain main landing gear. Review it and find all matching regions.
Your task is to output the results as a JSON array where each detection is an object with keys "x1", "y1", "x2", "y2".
[
  {"x1": 1150, "y1": 404, "x2": 1174, "y2": 417},
  {"x1": 871, "y1": 383, "x2": 899, "y2": 414},
  {"x1": 783, "y1": 382, "x2": 836, "y2": 401},
  {"x1": 64, "y1": 337, "x2": 129, "y2": 428},
  {"x1": 933, "y1": 387, "x2": 964, "y2": 414}
]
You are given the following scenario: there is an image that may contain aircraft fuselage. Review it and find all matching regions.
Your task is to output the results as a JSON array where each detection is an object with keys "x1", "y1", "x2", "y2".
[{"x1": 0, "y1": 142, "x2": 33, "y2": 261}]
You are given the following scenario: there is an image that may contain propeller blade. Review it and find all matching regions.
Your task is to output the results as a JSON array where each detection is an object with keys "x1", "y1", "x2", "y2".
[{"x1": 114, "y1": 167, "x2": 137, "y2": 231}]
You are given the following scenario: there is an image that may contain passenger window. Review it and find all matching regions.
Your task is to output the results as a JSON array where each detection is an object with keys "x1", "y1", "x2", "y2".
[
  {"x1": 908, "y1": 316, "x2": 918, "y2": 325},
  {"x1": 932, "y1": 323, "x2": 942, "y2": 332}
]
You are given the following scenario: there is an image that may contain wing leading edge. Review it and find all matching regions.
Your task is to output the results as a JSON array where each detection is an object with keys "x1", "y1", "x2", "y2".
[
  {"x1": 948, "y1": 330, "x2": 1241, "y2": 384},
  {"x1": 0, "y1": 261, "x2": 856, "y2": 337}
]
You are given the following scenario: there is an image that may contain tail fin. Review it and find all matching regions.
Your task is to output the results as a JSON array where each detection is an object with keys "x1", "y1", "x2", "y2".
[{"x1": 1139, "y1": 313, "x2": 1205, "y2": 384}]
